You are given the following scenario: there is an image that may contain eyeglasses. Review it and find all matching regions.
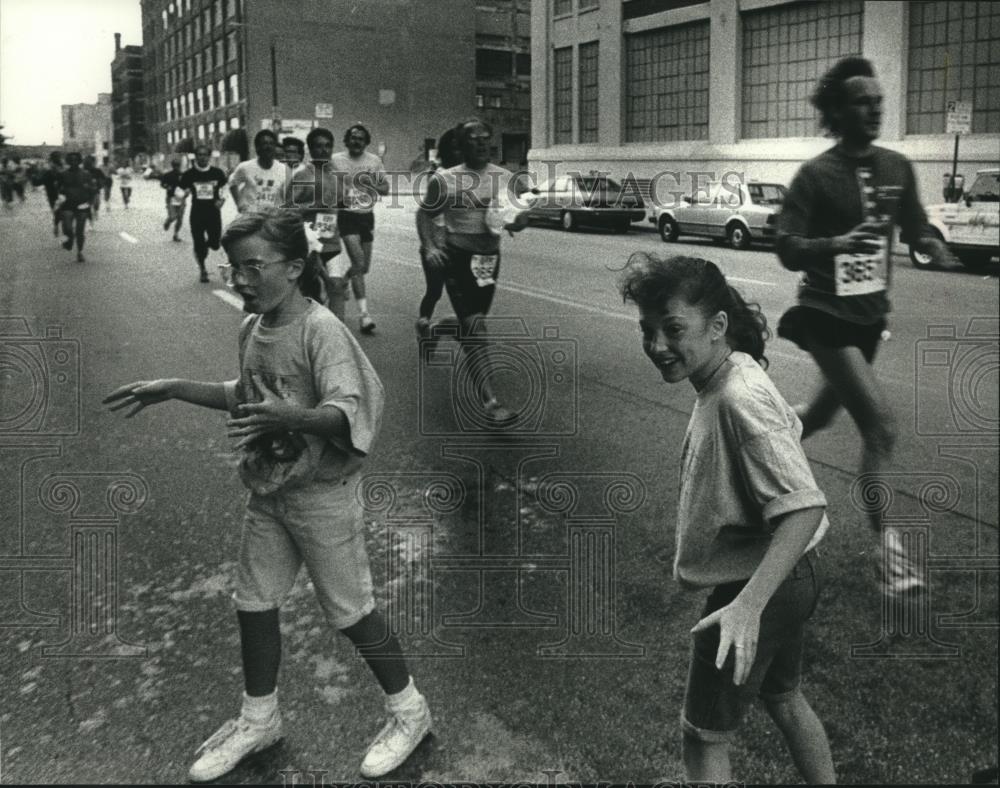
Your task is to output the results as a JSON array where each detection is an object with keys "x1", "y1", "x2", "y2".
[{"x1": 217, "y1": 259, "x2": 291, "y2": 286}]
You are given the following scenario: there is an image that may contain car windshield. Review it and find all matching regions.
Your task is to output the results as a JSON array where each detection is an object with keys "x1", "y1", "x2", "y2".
[
  {"x1": 966, "y1": 172, "x2": 1000, "y2": 202},
  {"x1": 748, "y1": 183, "x2": 787, "y2": 205}
]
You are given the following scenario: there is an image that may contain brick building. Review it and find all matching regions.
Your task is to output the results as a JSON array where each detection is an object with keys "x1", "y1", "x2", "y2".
[
  {"x1": 111, "y1": 33, "x2": 148, "y2": 161},
  {"x1": 140, "y1": 0, "x2": 474, "y2": 172}
]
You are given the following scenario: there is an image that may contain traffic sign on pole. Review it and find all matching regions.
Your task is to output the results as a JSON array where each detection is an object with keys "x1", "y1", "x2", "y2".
[{"x1": 946, "y1": 100, "x2": 972, "y2": 135}]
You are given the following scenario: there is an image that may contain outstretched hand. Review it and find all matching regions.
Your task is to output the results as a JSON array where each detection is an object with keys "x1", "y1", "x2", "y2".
[
  {"x1": 226, "y1": 373, "x2": 297, "y2": 449},
  {"x1": 102, "y1": 379, "x2": 173, "y2": 418},
  {"x1": 835, "y1": 221, "x2": 887, "y2": 255},
  {"x1": 690, "y1": 599, "x2": 762, "y2": 686}
]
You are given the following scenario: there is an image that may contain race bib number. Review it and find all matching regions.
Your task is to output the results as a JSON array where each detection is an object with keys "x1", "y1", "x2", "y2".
[
  {"x1": 834, "y1": 242, "x2": 888, "y2": 296},
  {"x1": 195, "y1": 182, "x2": 215, "y2": 200},
  {"x1": 314, "y1": 212, "x2": 339, "y2": 240},
  {"x1": 344, "y1": 187, "x2": 373, "y2": 211},
  {"x1": 470, "y1": 254, "x2": 498, "y2": 287}
]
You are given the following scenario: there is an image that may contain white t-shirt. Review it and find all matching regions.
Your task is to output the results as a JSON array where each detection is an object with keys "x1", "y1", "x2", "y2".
[
  {"x1": 674, "y1": 352, "x2": 829, "y2": 589},
  {"x1": 330, "y1": 150, "x2": 386, "y2": 213},
  {"x1": 117, "y1": 166, "x2": 134, "y2": 185},
  {"x1": 229, "y1": 159, "x2": 289, "y2": 212}
]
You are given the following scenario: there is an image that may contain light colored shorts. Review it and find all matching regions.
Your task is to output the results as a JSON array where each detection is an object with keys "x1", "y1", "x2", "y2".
[{"x1": 233, "y1": 473, "x2": 375, "y2": 629}]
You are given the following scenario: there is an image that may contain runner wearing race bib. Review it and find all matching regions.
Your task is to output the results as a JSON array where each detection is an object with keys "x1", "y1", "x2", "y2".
[
  {"x1": 181, "y1": 144, "x2": 229, "y2": 282},
  {"x1": 775, "y1": 57, "x2": 955, "y2": 599},
  {"x1": 116, "y1": 163, "x2": 135, "y2": 209},
  {"x1": 331, "y1": 124, "x2": 388, "y2": 334},
  {"x1": 228, "y1": 129, "x2": 288, "y2": 214},
  {"x1": 416, "y1": 118, "x2": 529, "y2": 425}
]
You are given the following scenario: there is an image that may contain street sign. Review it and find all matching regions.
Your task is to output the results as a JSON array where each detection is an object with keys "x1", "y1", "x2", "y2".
[
  {"x1": 946, "y1": 100, "x2": 972, "y2": 134},
  {"x1": 315, "y1": 103, "x2": 333, "y2": 119}
]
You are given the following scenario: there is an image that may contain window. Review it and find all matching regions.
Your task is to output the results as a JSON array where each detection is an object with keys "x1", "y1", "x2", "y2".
[
  {"x1": 193, "y1": 51, "x2": 201, "y2": 76},
  {"x1": 553, "y1": 46, "x2": 573, "y2": 143},
  {"x1": 579, "y1": 0, "x2": 598, "y2": 9},
  {"x1": 229, "y1": 116, "x2": 240, "y2": 129},
  {"x1": 578, "y1": 41, "x2": 599, "y2": 143},
  {"x1": 187, "y1": 90, "x2": 194, "y2": 115},
  {"x1": 217, "y1": 78, "x2": 226, "y2": 106},
  {"x1": 553, "y1": 0, "x2": 572, "y2": 16},
  {"x1": 906, "y1": 1, "x2": 1000, "y2": 134},
  {"x1": 490, "y1": 95, "x2": 502, "y2": 108},
  {"x1": 741, "y1": 0, "x2": 863, "y2": 139},
  {"x1": 475, "y1": 93, "x2": 485, "y2": 108},
  {"x1": 625, "y1": 20, "x2": 710, "y2": 142},
  {"x1": 166, "y1": 100, "x2": 173, "y2": 121},
  {"x1": 228, "y1": 73, "x2": 239, "y2": 103},
  {"x1": 516, "y1": 52, "x2": 531, "y2": 76},
  {"x1": 227, "y1": 31, "x2": 238, "y2": 62},
  {"x1": 162, "y1": 10, "x2": 168, "y2": 28},
  {"x1": 476, "y1": 48, "x2": 513, "y2": 80},
  {"x1": 215, "y1": 39, "x2": 224, "y2": 69},
  {"x1": 214, "y1": 0, "x2": 223, "y2": 26},
  {"x1": 225, "y1": 0, "x2": 236, "y2": 18},
  {"x1": 203, "y1": 9, "x2": 211, "y2": 34},
  {"x1": 198, "y1": 124, "x2": 205, "y2": 140},
  {"x1": 204, "y1": 84, "x2": 213, "y2": 111}
]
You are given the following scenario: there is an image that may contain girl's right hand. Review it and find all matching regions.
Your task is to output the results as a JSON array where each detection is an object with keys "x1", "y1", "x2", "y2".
[{"x1": 103, "y1": 379, "x2": 173, "y2": 418}]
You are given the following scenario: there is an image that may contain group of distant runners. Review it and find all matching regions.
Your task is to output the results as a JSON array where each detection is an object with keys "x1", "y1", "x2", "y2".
[{"x1": 96, "y1": 55, "x2": 962, "y2": 784}]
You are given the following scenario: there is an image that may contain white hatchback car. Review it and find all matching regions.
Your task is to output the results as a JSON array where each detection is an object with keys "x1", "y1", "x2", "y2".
[
  {"x1": 652, "y1": 180, "x2": 787, "y2": 250},
  {"x1": 911, "y1": 167, "x2": 999, "y2": 270}
]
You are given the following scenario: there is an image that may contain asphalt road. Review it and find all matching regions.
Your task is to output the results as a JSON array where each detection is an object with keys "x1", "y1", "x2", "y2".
[{"x1": 0, "y1": 179, "x2": 997, "y2": 783}]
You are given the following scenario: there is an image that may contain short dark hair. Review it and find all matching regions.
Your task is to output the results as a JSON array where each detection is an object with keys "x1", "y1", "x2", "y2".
[
  {"x1": 254, "y1": 129, "x2": 279, "y2": 149},
  {"x1": 811, "y1": 56, "x2": 876, "y2": 135},
  {"x1": 306, "y1": 127, "x2": 334, "y2": 150},
  {"x1": 454, "y1": 117, "x2": 493, "y2": 149},
  {"x1": 435, "y1": 127, "x2": 463, "y2": 169},
  {"x1": 282, "y1": 136, "x2": 305, "y2": 156},
  {"x1": 194, "y1": 143, "x2": 212, "y2": 156},
  {"x1": 343, "y1": 123, "x2": 371, "y2": 146}
]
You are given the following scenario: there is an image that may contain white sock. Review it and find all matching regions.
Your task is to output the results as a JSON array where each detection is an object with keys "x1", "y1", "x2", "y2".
[
  {"x1": 385, "y1": 677, "x2": 420, "y2": 713},
  {"x1": 357, "y1": 298, "x2": 369, "y2": 316},
  {"x1": 241, "y1": 689, "x2": 278, "y2": 723}
]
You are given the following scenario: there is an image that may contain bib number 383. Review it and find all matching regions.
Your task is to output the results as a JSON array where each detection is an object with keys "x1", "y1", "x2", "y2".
[{"x1": 470, "y1": 254, "x2": 498, "y2": 287}]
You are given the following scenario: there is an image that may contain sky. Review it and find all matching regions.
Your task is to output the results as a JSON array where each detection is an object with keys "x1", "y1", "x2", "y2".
[{"x1": 0, "y1": 0, "x2": 143, "y2": 145}]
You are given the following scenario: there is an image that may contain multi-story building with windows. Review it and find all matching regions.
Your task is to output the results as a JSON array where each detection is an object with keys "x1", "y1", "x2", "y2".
[
  {"x1": 530, "y1": 0, "x2": 1000, "y2": 208},
  {"x1": 140, "y1": 0, "x2": 473, "y2": 171},
  {"x1": 62, "y1": 94, "x2": 114, "y2": 156},
  {"x1": 111, "y1": 33, "x2": 148, "y2": 161},
  {"x1": 475, "y1": 0, "x2": 532, "y2": 166}
]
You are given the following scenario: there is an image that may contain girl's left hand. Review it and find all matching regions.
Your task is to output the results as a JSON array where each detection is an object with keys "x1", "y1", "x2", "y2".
[
  {"x1": 226, "y1": 373, "x2": 297, "y2": 448},
  {"x1": 691, "y1": 599, "x2": 762, "y2": 686}
]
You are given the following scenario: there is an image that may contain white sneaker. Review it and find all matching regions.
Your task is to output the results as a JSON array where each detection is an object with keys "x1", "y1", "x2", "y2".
[
  {"x1": 359, "y1": 695, "x2": 432, "y2": 778},
  {"x1": 360, "y1": 314, "x2": 376, "y2": 334},
  {"x1": 879, "y1": 527, "x2": 926, "y2": 598},
  {"x1": 188, "y1": 712, "x2": 282, "y2": 783}
]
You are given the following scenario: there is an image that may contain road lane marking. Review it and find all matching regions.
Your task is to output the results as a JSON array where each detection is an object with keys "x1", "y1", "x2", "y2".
[
  {"x1": 119, "y1": 231, "x2": 138, "y2": 244},
  {"x1": 380, "y1": 252, "x2": 920, "y2": 387},
  {"x1": 212, "y1": 289, "x2": 244, "y2": 310},
  {"x1": 728, "y1": 276, "x2": 776, "y2": 287}
]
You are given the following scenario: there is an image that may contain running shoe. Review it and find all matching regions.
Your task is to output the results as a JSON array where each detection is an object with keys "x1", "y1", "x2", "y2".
[
  {"x1": 188, "y1": 712, "x2": 282, "y2": 783},
  {"x1": 62, "y1": 239, "x2": 73, "y2": 250},
  {"x1": 415, "y1": 317, "x2": 431, "y2": 339},
  {"x1": 199, "y1": 270, "x2": 210, "y2": 283},
  {"x1": 76, "y1": 252, "x2": 85, "y2": 263},
  {"x1": 360, "y1": 314, "x2": 376, "y2": 334},
  {"x1": 359, "y1": 694, "x2": 431, "y2": 778},
  {"x1": 879, "y1": 526, "x2": 926, "y2": 597}
]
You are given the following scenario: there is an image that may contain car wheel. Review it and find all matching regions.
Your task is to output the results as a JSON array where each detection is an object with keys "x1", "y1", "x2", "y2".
[
  {"x1": 658, "y1": 215, "x2": 678, "y2": 242},
  {"x1": 909, "y1": 230, "x2": 943, "y2": 269},
  {"x1": 561, "y1": 211, "x2": 576, "y2": 231},
  {"x1": 727, "y1": 223, "x2": 751, "y2": 250}
]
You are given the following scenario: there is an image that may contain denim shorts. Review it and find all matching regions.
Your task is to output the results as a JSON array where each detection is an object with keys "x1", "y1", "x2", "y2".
[
  {"x1": 682, "y1": 551, "x2": 822, "y2": 742},
  {"x1": 232, "y1": 472, "x2": 376, "y2": 630}
]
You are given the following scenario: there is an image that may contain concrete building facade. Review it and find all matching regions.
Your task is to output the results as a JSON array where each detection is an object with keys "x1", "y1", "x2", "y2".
[
  {"x1": 111, "y1": 33, "x2": 148, "y2": 161},
  {"x1": 529, "y1": 0, "x2": 1000, "y2": 209},
  {"x1": 61, "y1": 94, "x2": 114, "y2": 156},
  {"x1": 140, "y1": 0, "x2": 474, "y2": 172},
  {"x1": 475, "y1": 0, "x2": 532, "y2": 167}
]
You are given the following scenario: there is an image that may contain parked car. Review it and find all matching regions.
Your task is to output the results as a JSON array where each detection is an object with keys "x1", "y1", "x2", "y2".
[
  {"x1": 524, "y1": 174, "x2": 646, "y2": 233},
  {"x1": 911, "y1": 167, "x2": 999, "y2": 270},
  {"x1": 652, "y1": 180, "x2": 787, "y2": 250}
]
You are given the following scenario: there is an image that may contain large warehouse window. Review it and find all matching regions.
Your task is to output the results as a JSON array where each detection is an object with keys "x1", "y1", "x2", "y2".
[
  {"x1": 553, "y1": 46, "x2": 573, "y2": 144},
  {"x1": 741, "y1": 0, "x2": 862, "y2": 139},
  {"x1": 578, "y1": 41, "x2": 600, "y2": 143},
  {"x1": 624, "y1": 21, "x2": 710, "y2": 142},
  {"x1": 907, "y1": 1, "x2": 1000, "y2": 134}
]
